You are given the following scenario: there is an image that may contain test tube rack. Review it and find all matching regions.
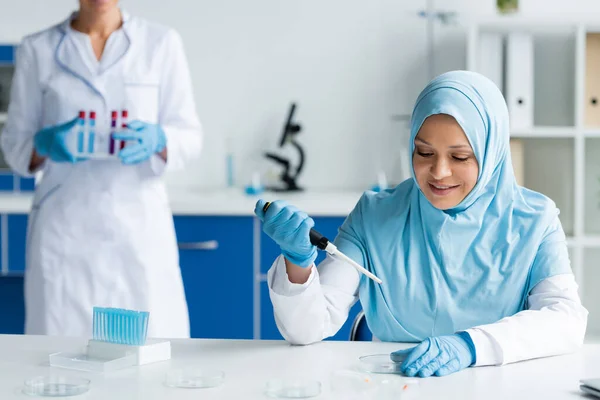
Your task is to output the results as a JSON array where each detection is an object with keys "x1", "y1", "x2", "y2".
[{"x1": 73, "y1": 109, "x2": 129, "y2": 159}]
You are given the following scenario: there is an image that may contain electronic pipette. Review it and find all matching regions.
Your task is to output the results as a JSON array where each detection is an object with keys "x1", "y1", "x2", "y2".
[{"x1": 262, "y1": 202, "x2": 382, "y2": 284}]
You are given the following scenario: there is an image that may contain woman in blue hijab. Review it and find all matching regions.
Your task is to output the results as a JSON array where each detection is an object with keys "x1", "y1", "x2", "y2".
[{"x1": 255, "y1": 71, "x2": 588, "y2": 377}]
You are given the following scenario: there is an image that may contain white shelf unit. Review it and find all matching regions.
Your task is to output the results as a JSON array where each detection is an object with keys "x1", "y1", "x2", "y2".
[{"x1": 467, "y1": 20, "x2": 600, "y2": 337}]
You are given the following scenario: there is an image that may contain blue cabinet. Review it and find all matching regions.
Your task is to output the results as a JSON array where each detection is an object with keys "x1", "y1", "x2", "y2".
[
  {"x1": 259, "y1": 216, "x2": 363, "y2": 341},
  {"x1": 0, "y1": 45, "x2": 14, "y2": 64},
  {"x1": 175, "y1": 216, "x2": 254, "y2": 339},
  {"x1": 0, "y1": 173, "x2": 14, "y2": 191},
  {"x1": 0, "y1": 214, "x2": 27, "y2": 334},
  {"x1": 20, "y1": 178, "x2": 35, "y2": 191},
  {"x1": 0, "y1": 276, "x2": 25, "y2": 334},
  {"x1": 7, "y1": 214, "x2": 27, "y2": 273}
]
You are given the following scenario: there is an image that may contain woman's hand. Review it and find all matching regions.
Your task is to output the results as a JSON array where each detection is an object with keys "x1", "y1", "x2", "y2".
[{"x1": 391, "y1": 332, "x2": 476, "y2": 378}]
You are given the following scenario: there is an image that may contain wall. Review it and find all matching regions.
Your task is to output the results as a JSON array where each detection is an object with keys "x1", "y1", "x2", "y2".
[{"x1": 0, "y1": 0, "x2": 599, "y2": 190}]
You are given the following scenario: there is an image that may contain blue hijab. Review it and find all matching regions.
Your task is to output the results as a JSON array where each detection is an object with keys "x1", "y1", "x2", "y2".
[{"x1": 334, "y1": 71, "x2": 571, "y2": 341}]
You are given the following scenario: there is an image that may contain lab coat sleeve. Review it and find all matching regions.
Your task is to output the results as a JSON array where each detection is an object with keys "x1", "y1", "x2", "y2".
[
  {"x1": 0, "y1": 39, "x2": 43, "y2": 176},
  {"x1": 267, "y1": 253, "x2": 361, "y2": 345},
  {"x1": 466, "y1": 273, "x2": 588, "y2": 366},
  {"x1": 151, "y1": 29, "x2": 203, "y2": 175},
  {"x1": 267, "y1": 195, "x2": 370, "y2": 344}
]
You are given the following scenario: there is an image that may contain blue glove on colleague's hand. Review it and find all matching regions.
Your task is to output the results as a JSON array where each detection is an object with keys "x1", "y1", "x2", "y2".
[
  {"x1": 254, "y1": 199, "x2": 318, "y2": 267},
  {"x1": 112, "y1": 120, "x2": 167, "y2": 165},
  {"x1": 34, "y1": 117, "x2": 84, "y2": 163},
  {"x1": 391, "y1": 332, "x2": 476, "y2": 378}
]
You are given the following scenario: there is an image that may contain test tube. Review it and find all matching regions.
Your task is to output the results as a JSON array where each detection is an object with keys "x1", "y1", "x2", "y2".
[
  {"x1": 120, "y1": 110, "x2": 128, "y2": 150},
  {"x1": 77, "y1": 110, "x2": 85, "y2": 154},
  {"x1": 109, "y1": 111, "x2": 117, "y2": 155},
  {"x1": 88, "y1": 111, "x2": 96, "y2": 153}
]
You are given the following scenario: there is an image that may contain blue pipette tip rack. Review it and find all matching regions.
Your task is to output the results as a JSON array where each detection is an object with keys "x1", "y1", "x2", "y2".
[
  {"x1": 48, "y1": 307, "x2": 169, "y2": 372},
  {"x1": 92, "y1": 307, "x2": 149, "y2": 346}
]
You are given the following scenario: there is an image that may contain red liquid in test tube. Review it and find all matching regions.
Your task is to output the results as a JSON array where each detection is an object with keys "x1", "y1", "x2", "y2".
[
  {"x1": 88, "y1": 111, "x2": 96, "y2": 153},
  {"x1": 109, "y1": 111, "x2": 117, "y2": 155},
  {"x1": 77, "y1": 111, "x2": 86, "y2": 154},
  {"x1": 120, "y1": 110, "x2": 128, "y2": 150}
]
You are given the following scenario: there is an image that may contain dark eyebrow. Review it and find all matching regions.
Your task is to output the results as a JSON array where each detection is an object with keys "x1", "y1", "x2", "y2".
[{"x1": 415, "y1": 138, "x2": 471, "y2": 150}]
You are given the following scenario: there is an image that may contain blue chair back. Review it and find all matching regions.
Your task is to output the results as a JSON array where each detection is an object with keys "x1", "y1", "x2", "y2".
[{"x1": 349, "y1": 310, "x2": 373, "y2": 341}]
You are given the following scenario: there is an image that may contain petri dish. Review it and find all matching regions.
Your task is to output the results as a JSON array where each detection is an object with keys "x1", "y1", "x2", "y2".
[
  {"x1": 358, "y1": 354, "x2": 403, "y2": 374},
  {"x1": 265, "y1": 378, "x2": 321, "y2": 398},
  {"x1": 23, "y1": 376, "x2": 90, "y2": 397},
  {"x1": 164, "y1": 368, "x2": 225, "y2": 388}
]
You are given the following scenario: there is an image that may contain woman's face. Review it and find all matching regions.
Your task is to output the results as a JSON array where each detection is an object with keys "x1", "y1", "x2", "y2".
[
  {"x1": 79, "y1": 0, "x2": 119, "y2": 13},
  {"x1": 412, "y1": 114, "x2": 479, "y2": 210}
]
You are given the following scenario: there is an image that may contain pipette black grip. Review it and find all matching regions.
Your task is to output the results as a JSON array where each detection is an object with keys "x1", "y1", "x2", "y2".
[
  {"x1": 309, "y1": 229, "x2": 329, "y2": 250},
  {"x1": 262, "y1": 201, "x2": 330, "y2": 250}
]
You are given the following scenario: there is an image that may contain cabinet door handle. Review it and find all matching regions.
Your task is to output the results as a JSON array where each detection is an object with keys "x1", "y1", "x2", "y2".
[{"x1": 178, "y1": 240, "x2": 219, "y2": 250}]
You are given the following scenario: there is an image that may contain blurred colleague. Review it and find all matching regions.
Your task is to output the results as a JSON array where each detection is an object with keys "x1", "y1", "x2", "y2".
[{"x1": 1, "y1": 0, "x2": 202, "y2": 337}]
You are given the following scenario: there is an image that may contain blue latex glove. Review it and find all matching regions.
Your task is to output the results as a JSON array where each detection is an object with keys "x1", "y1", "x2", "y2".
[
  {"x1": 34, "y1": 117, "x2": 83, "y2": 163},
  {"x1": 254, "y1": 199, "x2": 318, "y2": 267},
  {"x1": 112, "y1": 120, "x2": 167, "y2": 165},
  {"x1": 391, "y1": 332, "x2": 476, "y2": 378}
]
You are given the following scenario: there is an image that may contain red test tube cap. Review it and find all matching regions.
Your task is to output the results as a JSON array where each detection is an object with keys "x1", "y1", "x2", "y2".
[
  {"x1": 111, "y1": 111, "x2": 117, "y2": 118},
  {"x1": 121, "y1": 110, "x2": 128, "y2": 118},
  {"x1": 78, "y1": 111, "x2": 85, "y2": 118},
  {"x1": 89, "y1": 111, "x2": 96, "y2": 119}
]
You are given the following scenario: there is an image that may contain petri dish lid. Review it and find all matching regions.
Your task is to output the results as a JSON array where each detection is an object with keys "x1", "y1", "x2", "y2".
[
  {"x1": 49, "y1": 351, "x2": 136, "y2": 373},
  {"x1": 23, "y1": 376, "x2": 90, "y2": 397},
  {"x1": 265, "y1": 378, "x2": 321, "y2": 398},
  {"x1": 358, "y1": 354, "x2": 403, "y2": 374},
  {"x1": 164, "y1": 368, "x2": 224, "y2": 389}
]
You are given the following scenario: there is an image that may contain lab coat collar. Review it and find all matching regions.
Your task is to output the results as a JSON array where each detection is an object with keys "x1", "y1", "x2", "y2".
[{"x1": 55, "y1": 8, "x2": 132, "y2": 102}]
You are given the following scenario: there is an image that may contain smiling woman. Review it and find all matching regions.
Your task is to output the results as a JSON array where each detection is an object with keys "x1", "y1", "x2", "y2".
[
  {"x1": 257, "y1": 70, "x2": 587, "y2": 379},
  {"x1": 413, "y1": 114, "x2": 479, "y2": 210}
]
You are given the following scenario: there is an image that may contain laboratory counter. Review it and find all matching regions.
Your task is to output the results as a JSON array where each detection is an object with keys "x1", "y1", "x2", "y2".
[
  {"x1": 0, "y1": 188, "x2": 364, "y2": 216},
  {"x1": 0, "y1": 334, "x2": 597, "y2": 399}
]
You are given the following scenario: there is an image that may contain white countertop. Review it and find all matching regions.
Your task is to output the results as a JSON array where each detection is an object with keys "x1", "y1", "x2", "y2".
[
  {"x1": 0, "y1": 335, "x2": 597, "y2": 399},
  {"x1": 0, "y1": 188, "x2": 364, "y2": 216},
  {"x1": 167, "y1": 188, "x2": 363, "y2": 216}
]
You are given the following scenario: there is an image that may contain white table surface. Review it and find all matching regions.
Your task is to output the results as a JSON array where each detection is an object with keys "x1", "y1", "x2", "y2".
[
  {"x1": 0, "y1": 188, "x2": 364, "y2": 216},
  {"x1": 0, "y1": 335, "x2": 596, "y2": 399}
]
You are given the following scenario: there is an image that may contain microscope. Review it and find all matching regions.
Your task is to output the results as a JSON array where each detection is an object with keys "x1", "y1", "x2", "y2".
[{"x1": 264, "y1": 103, "x2": 305, "y2": 192}]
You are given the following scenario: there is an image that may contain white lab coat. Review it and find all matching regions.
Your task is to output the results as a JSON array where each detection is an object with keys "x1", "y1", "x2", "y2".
[
  {"x1": 268, "y1": 254, "x2": 589, "y2": 366},
  {"x1": 0, "y1": 11, "x2": 202, "y2": 338}
]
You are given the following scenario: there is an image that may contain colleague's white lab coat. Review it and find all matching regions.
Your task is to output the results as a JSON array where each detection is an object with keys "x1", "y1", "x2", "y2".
[
  {"x1": 268, "y1": 255, "x2": 589, "y2": 366},
  {"x1": 0, "y1": 11, "x2": 202, "y2": 338}
]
